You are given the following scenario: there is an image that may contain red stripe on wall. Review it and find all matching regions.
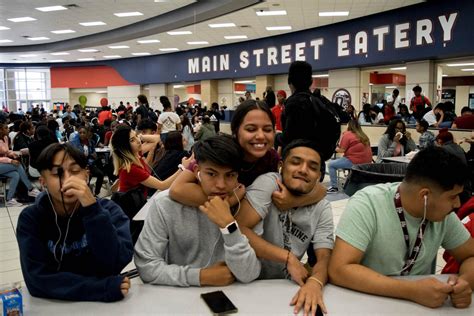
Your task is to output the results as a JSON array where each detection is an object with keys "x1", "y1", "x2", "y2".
[{"x1": 51, "y1": 65, "x2": 133, "y2": 88}]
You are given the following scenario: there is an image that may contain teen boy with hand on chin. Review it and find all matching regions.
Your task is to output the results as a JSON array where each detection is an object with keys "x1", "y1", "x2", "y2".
[{"x1": 17, "y1": 143, "x2": 133, "y2": 302}]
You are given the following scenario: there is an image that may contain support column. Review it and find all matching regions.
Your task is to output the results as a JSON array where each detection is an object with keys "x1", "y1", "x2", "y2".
[
  {"x1": 405, "y1": 60, "x2": 438, "y2": 104},
  {"x1": 217, "y1": 79, "x2": 234, "y2": 109},
  {"x1": 328, "y1": 68, "x2": 361, "y2": 111},
  {"x1": 148, "y1": 84, "x2": 167, "y2": 111},
  {"x1": 359, "y1": 71, "x2": 371, "y2": 112},
  {"x1": 201, "y1": 79, "x2": 218, "y2": 108},
  {"x1": 256, "y1": 75, "x2": 274, "y2": 101}
]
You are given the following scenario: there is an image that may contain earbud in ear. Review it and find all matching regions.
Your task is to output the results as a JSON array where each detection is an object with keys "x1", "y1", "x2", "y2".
[
  {"x1": 197, "y1": 171, "x2": 201, "y2": 182},
  {"x1": 424, "y1": 195, "x2": 427, "y2": 203}
]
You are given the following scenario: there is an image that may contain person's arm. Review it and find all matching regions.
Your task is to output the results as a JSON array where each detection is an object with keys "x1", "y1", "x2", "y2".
[
  {"x1": 377, "y1": 135, "x2": 397, "y2": 160},
  {"x1": 434, "y1": 110, "x2": 445, "y2": 127},
  {"x1": 448, "y1": 238, "x2": 474, "y2": 308},
  {"x1": 404, "y1": 133, "x2": 417, "y2": 153},
  {"x1": 17, "y1": 209, "x2": 125, "y2": 302},
  {"x1": 272, "y1": 180, "x2": 326, "y2": 210},
  {"x1": 141, "y1": 172, "x2": 179, "y2": 191},
  {"x1": 329, "y1": 238, "x2": 454, "y2": 308}
]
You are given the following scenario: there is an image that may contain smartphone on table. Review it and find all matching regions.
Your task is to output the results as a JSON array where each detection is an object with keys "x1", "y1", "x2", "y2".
[{"x1": 201, "y1": 290, "x2": 238, "y2": 315}]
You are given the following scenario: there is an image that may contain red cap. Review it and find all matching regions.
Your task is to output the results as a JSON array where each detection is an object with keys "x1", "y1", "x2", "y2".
[{"x1": 277, "y1": 90, "x2": 287, "y2": 98}]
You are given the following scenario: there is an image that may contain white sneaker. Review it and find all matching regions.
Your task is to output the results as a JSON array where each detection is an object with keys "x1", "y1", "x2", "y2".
[
  {"x1": 28, "y1": 188, "x2": 41, "y2": 197},
  {"x1": 6, "y1": 199, "x2": 23, "y2": 207}
]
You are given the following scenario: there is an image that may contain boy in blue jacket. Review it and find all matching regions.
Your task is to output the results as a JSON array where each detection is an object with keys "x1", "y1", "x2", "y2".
[{"x1": 17, "y1": 143, "x2": 133, "y2": 302}]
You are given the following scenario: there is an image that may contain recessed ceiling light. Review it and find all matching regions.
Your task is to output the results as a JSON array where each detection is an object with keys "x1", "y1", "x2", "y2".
[
  {"x1": 19, "y1": 54, "x2": 37, "y2": 57},
  {"x1": 187, "y1": 41, "x2": 209, "y2": 45},
  {"x1": 385, "y1": 86, "x2": 397, "y2": 89},
  {"x1": 108, "y1": 45, "x2": 129, "y2": 49},
  {"x1": 159, "y1": 48, "x2": 179, "y2": 51},
  {"x1": 51, "y1": 29, "x2": 76, "y2": 34},
  {"x1": 167, "y1": 31, "x2": 192, "y2": 35},
  {"x1": 0, "y1": 39, "x2": 13, "y2": 43},
  {"x1": 461, "y1": 68, "x2": 474, "y2": 71},
  {"x1": 390, "y1": 67, "x2": 407, "y2": 70},
  {"x1": 256, "y1": 10, "x2": 287, "y2": 16},
  {"x1": 51, "y1": 52, "x2": 70, "y2": 55},
  {"x1": 79, "y1": 21, "x2": 106, "y2": 26},
  {"x1": 224, "y1": 35, "x2": 248, "y2": 39},
  {"x1": 266, "y1": 26, "x2": 292, "y2": 31},
  {"x1": 137, "y1": 39, "x2": 160, "y2": 44},
  {"x1": 8, "y1": 17, "x2": 37, "y2": 23},
  {"x1": 312, "y1": 74, "x2": 329, "y2": 78},
  {"x1": 446, "y1": 62, "x2": 474, "y2": 67},
  {"x1": 114, "y1": 12, "x2": 143, "y2": 17},
  {"x1": 208, "y1": 23, "x2": 236, "y2": 28},
  {"x1": 0, "y1": 26, "x2": 10, "y2": 31},
  {"x1": 27, "y1": 37, "x2": 50, "y2": 41},
  {"x1": 50, "y1": 59, "x2": 65, "y2": 62},
  {"x1": 78, "y1": 49, "x2": 98, "y2": 52},
  {"x1": 36, "y1": 5, "x2": 67, "y2": 12},
  {"x1": 104, "y1": 55, "x2": 121, "y2": 58},
  {"x1": 78, "y1": 58, "x2": 95, "y2": 61},
  {"x1": 132, "y1": 52, "x2": 151, "y2": 56},
  {"x1": 319, "y1": 11, "x2": 350, "y2": 17}
]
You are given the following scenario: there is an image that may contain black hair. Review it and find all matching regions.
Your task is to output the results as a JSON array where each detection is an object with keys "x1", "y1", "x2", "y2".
[
  {"x1": 194, "y1": 134, "x2": 242, "y2": 171},
  {"x1": 461, "y1": 106, "x2": 472, "y2": 115},
  {"x1": 137, "y1": 94, "x2": 148, "y2": 105},
  {"x1": 34, "y1": 125, "x2": 56, "y2": 142},
  {"x1": 160, "y1": 96, "x2": 172, "y2": 109},
  {"x1": 287, "y1": 61, "x2": 313, "y2": 91},
  {"x1": 412, "y1": 85, "x2": 422, "y2": 93},
  {"x1": 417, "y1": 119, "x2": 429, "y2": 131},
  {"x1": 393, "y1": 89, "x2": 399, "y2": 95},
  {"x1": 137, "y1": 118, "x2": 157, "y2": 132},
  {"x1": 384, "y1": 119, "x2": 406, "y2": 142},
  {"x1": 36, "y1": 143, "x2": 87, "y2": 172},
  {"x1": 405, "y1": 146, "x2": 468, "y2": 191},
  {"x1": 47, "y1": 119, "x2": 59, "y2": 133},
  {"x1": 164, "y1": 131, "x2": 184, "y2": 151},
  {"x1": 230, "y1": 100, "x2": 275, "y2": 136},
  {"x1": 359, "y1": 103, "x2": 372, "y2": 123},
  {"x1": 281, "y1": 139, "x2": 322, "y2": 162}
]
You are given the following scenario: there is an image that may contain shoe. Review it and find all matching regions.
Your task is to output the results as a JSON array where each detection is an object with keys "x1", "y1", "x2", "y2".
[
  {"x1": 28, "y1": 188, "x2": 41, "y2": 197},
  {"x1": 6, "y1": 199, "x2": 23, "y2": 207},
  {"x1": 327, "y1": 187, "x2": 339, "y2": 194}
]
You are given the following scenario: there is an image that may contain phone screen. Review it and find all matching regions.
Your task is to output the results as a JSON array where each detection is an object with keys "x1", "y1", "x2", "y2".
[{"x1": 201, "y1": 291, "x2": 238, "y2": 315}]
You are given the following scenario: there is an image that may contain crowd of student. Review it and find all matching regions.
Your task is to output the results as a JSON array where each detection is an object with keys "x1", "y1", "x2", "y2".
[{"x1": 0, "y1": 60, "x2": 472, "y2": 315}]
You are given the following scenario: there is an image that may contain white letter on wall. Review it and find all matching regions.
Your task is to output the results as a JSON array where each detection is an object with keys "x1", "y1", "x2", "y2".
[
  {"x1": 338, "y1": 34, "x2": 350, "y2": 56},
  {"x1": 373, "y1": 26, "x2": 389, "y2": 51},
  {"x1": 395, "y1": 23, "x2": 410, "y2": 48}
]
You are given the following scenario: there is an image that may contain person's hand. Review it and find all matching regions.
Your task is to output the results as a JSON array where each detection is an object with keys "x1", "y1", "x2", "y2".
[
  {"x1": 286, "y1": 253, "x2": 309, "y2": 286},
  {"x1": 409, "y1": 277, "x2": 453, "y2": 308},
  {"x1": 121, "y1": 277, "x2": 131, "y2": 297},
  {"x1": 60, "y1": 175, "x2": 96, "y2": 207},
  {"x1": 405, "y1": 131, "x2": 411, "y2": 139},
  {"x1": 199, "y1": 196, "x2": 234, "y2": 228},
  {"x1": 181, "y1": 153, "x2": 194, "y2": 170},
  {"x1": 272, "y1": 180, "x2": 292, "y2": 210},
  {"x1": 200, "y1": 262, "x2": 235, "y2": 286},
  {"x1": 290, "y1": 279, "x2": 327, "y2": 316},
  {"x1": 448, "y1": 275, "x2": 472, "y2": 308},
  {"x1": 11, "y1": 159, "x2": 20, "y2": 166},
  {"x1": 394, "y1": 132, "x2": 403, "y2": 143}
]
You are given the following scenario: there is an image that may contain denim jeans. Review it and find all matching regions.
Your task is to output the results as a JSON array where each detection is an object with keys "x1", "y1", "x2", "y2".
[
  {"x1": 0, "y1": 163, "x2": 33, "y2": 200},
  {"x1": 328, "y1": 157, "x2": 353, "y2": 188}
]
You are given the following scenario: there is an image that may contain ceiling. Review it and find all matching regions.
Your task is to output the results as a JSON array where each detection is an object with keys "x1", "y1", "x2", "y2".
[{"x1": 0, "y1": 0, "x2": 427, "y2": 64}]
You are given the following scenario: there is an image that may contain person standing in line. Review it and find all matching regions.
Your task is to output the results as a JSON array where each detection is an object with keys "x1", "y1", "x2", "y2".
[
  {"x1": 157, "y1": 97, "x2": 181, "y2": 144},
  {"x1": 410, "y1": 85, "x2": 431, "y2": 120}
]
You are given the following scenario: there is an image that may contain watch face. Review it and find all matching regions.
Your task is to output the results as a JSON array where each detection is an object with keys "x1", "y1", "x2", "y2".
[{"x1": 227, "y1": 222, "x2": 238, "y2": 234}]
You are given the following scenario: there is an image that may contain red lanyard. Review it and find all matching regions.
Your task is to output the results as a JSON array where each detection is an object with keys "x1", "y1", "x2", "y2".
[{"x1": 394, "y1": 187, "x2": 428, "y2": 275}]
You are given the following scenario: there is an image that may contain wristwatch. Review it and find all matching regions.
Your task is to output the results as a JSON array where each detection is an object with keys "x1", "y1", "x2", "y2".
[{"x1": 220, "y1": 221, "x2": 238, "y2": 235}]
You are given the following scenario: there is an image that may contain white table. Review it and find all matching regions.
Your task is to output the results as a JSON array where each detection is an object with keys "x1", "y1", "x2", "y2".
[
  {"x1": 381, "y1": 156, "x2": 412, "y2": 164},
  {"x1": 22, "y1": 276, "x2": 474, "y2": 315}
]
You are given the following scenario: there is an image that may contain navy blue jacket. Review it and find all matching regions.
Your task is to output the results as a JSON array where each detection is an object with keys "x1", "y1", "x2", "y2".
[{"x1": 17, "y1": 193, "x2": 133, "y2": 302}]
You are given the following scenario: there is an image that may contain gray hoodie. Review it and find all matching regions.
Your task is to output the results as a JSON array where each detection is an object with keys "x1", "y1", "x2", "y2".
[{"x1": 134, "y1": 190, "x2": 260, "y2": 286}]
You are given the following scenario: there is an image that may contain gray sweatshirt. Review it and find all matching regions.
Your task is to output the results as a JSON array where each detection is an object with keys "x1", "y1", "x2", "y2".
[{"x1": 134, "y1": 190, "x2": 260, "y2": 286}]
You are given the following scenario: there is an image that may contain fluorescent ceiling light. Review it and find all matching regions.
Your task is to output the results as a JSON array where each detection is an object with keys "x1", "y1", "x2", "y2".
[
  {"x1": 0, "y1": 26, "x2": 10, "y2": 31},
  {"x1": 266, "y1": 26, "x2": 292, "y2": 31},
  {"x1": 78, "y1": 49, "x2": 98, "y2": 52},
  {"x1": 51, "y1": 29, "x2": 76, "y2": 34},
  {"x1": 187, "y1": 41, "x2": 209, "y2": 45},
  {"x1": 385, "y1": 86, "x2": 397, "y2": 89},
  {"x1": 319, "y1": 11, "x2": 349, "y2": 17},
  {"x1": 0, "y1": 39, "x2": 13, "y2": 43},
  {"x1": 132, "y1": 52, "x2": 151, "y2": 56},
  {"x1": 159, "y1": 48, "x2": 179, "y2": 51},
  {"x1": 50, "y1": 59, "x2": 65, "y2": 62},
  {"x1": 369, "y1": 83, "x2": 374, "y2": 86},
  {"x1": 19, "y1": 54, "x2": 37, "y2": 57},
  {"x1": 390, "y1": 66, "x2": 406, "y2": 70},
  {"x1": 442, "y1": 74, "x2": 448, "y2": 77},
  {"x1": 234, "y1": 80, "x2": 254, "y2": 84},
  {"x1": 256, "y1": 10, "x2": 287, "y2": 16},
  {"x1": 208, "y1": 23, "x2": 236, "y2": 28},
  {"x1": 27, "y1": 37, "x2": 49, "y2": 41},
  {"x1": 461, "y1": 68, "x2": 474, "y2": 71},
  {"x1": 446, "y1": 62, "x2": 474, "y2": 67},
  {"x1": 104, "y1": 55, "x2": 121, "y2": 58},
  {"x1": 109, "y1": 45, "x2": 129, "y2": 49},
  {"x1": 8, "y1": 17, "x2": 36, "y2": 22},
  {"x1": 51, "y1": 52, "x2": 69, "y2": 55},
  {"x1": 78, "y1": 58, "x2": 95, "y2": 61},
  {"x1": 80, "y1": 21, "x2": 106, "y2": 26},
  {"x1": 96, "y1": 91, "x2": 107, "y2": 93},
  {"x1": 173, "y1": 85, "x2": 185, "y2": 88},
  {"x1": 312, "y1": 74, "x2": 329, "y2": 78},
  {"x1": 114, "y1": 12, "x2": 143, "y2": 17},
  {"x1": 36, "y1": 5, "x2": 67, "y2": 12},
  {"x1": 15, "y1": 60, "x2": 32, "y2": 63},
  {"x1": 167, "y1": 31, "x2": 192, "y2": 35},
  {"x1": 137, "y1": 39, "x2": 160, "y2": 44},
  {"x1": 224, "y1": 35, "x2": 248, "y2": 39}
]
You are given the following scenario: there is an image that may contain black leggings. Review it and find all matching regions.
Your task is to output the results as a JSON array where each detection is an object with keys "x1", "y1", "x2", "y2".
[{"x1": 89, "y1": 161, "x2": 104, "y2": 195}]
